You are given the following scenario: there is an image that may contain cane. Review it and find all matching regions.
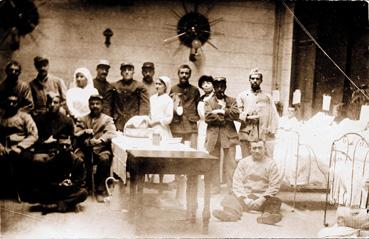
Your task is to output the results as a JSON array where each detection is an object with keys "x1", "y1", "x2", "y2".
[
  {"x1": 104, "y1": 176, "x2": 119, "y2": 204},
  {"x1": 91, "y1": 151, "x2": 96, "y2": 199}
]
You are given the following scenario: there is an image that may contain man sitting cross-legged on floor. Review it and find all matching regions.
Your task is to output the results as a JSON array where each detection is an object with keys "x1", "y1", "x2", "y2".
[{"x1": 212, "y1": 139, "x2": 282, "y2": 225}]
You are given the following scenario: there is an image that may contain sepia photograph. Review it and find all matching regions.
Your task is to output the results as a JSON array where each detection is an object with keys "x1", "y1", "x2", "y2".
[{"x1": 0, "y1": 0, "x2": 369, "y2": 238}]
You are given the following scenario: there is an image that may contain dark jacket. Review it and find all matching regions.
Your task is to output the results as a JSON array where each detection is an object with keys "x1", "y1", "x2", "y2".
[
  {"x1": 33, "y1": 111, "x2": 74, "y2": 153},
  {"x1": 0, "y1": 79, "x2": 34, "y2": 113},
  {"x1": 170, "y1": 83, "x2": 200, "y2": 134},
  {"x1": 205, "y1": 95, "x2": 240, "y2": 152},
  {"x1": 111, "y1": 79, "x2": 149, "y2": 131},
  {"x1": 93, "y1": 77, "x2": 114, "y2": 116}
]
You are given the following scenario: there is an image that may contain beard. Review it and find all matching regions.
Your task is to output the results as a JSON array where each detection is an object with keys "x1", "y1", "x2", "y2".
[
  {"x1": 179, "y1": 78, "x2": 189, "y2": 86},
  {"x1": 90, "y1": 109, "x2": 101, "y2": 117},
  {"x1": 251, "y1": 84, "x2": 261, "y2": 92},
  {"x1": 215, "y1": 91, "x2": 225, "y2": 99},
  {"x1": 143, "y1": 75, "x2": 153, "y2": 83}
]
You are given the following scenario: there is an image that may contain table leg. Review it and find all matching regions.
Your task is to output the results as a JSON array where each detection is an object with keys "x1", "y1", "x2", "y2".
[
  {"x1": 186, "y1": 175, "x2": 198, "y2": 224},
  {"x1": 128, "y1": 171, "x2": 137, "y2": 224},
  {"x1": 136, "y1": 174, "x2": 145, "y2": 223},
  {"x1": 202, "y1": 172, "x2": 211, "y2": 234}
]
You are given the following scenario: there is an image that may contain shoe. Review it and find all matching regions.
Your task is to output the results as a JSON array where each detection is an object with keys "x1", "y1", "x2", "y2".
[
  {"x1": 41, "y1": 203, "x2": 58, "y2": 215},
  {"x1": 96, "y1": 194, "x2": 105, "y2": 203},
  {"x1": 212, "y1": 209, "x2": 240, "y2": 222},
  {"x1": 256, "y1": 212, "x2": 282, "y2": 225},
  {"x1": 57, "y1": 201, "x2": 69, "y2": 212}
]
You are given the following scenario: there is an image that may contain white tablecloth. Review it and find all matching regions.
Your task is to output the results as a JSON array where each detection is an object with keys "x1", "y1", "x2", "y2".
[{"x1": 112, "y1": 134, "x2": 195, "y2": 183}]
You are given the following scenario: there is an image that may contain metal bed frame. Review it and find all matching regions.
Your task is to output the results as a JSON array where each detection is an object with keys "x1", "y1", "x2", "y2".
[{"x1": 323, "y1": 133, "x2": 369, "y2": 226}]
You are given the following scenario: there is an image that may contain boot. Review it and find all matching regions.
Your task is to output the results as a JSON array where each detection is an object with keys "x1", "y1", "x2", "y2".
[
  {"x1": 212, "y1": 209, "x2": 240, "y2": 222},
  {"x1": 256, "y1": 212, "x2": 282, "y2": 225}
]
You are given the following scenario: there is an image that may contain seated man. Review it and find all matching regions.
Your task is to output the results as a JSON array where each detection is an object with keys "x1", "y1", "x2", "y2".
[
  {"x1": 75, "y1": 94, "x2": 116, "y2": 202},
  {"x1": 212, "y1": 140, "x2": 282, "y2": 225},
  {"x1": 33, "y1": 92, "x2": 74, "y2": 155},
  {"x1": 0, "y1": 95, "x2": 38, "y2": 198},
  {"x1": 30, "y1": 145, "x2": 88, "y2": 214},
  {"x1": 29, "y1": 92, "x2": 87, "y2": 213}
]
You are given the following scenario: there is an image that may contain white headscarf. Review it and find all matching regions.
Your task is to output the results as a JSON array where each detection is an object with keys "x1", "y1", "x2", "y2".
[
  {"x1": 71, "y1": 67, "x2": 94, "y2": 89},
  {"x1": 158, "y1": 76, "x2": 171, "y2": 94},
  {"x1": 66, "y1": 67, "x2": 98, "y2": 118}
]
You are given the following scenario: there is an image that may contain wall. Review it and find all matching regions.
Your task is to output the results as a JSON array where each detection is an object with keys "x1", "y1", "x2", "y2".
[{"x1": 2, "y1": 0, "x2": 293, "y2": 100}]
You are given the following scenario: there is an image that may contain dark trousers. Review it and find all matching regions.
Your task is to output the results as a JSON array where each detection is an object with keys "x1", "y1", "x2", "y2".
[
  {"x1": 209, "y1": 141, "x2": 237, "y2": 192},
  {"x1": 0, "y1": 150, "x2": 33, "y2": 199},
  {"x1": 31, "y1": 187, "x2": 88, "y2": 208},
  {"x1": 76, "y1": 149, "x2": 112, "y2": 194},
  {"x1": 220, "y1": 192, "x2": 282, "y2": 219}
]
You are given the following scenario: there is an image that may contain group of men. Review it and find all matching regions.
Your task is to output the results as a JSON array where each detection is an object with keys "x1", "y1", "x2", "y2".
[
  {"x1": 0, "y1": 57, "x2": 118, "y2": 213},
  {"x1": 0, "y1": 56, "x2": 282, "y2": 225}
]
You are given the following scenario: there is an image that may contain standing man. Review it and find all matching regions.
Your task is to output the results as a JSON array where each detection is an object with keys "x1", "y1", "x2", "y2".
[
  {"x1": 170, "y1": 64, "x2": 200, "y2": 148},
  {"x1": 0, "y1": 60, "x2": 33, "y2": 113},
  {"x1": 112, "y1": 62, "x2": 149, "y2": 131},
  {"x1": 236, "y1": 68, "x2": 279, "y2": 157},
  {"x1": 29, "y1": 56, "x2": 67, "y2": 117},
  {"x1": 205, "y1": 77, "x2": 239, "y2": 193},
  {"x1": 75, "y1": 94, "x2": 116, "y2": 202},
  {"x1": 212, "y1": 140, "x2": 282, "y2": 225},
  {"x1": 141, "y1": 62, "x2": 156, "y2": 97},
  {"x1": 93, "y1": 59, "x2": 113, "y2": 116}
]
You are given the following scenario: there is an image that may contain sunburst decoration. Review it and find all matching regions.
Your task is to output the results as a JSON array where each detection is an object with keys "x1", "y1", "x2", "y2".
[{"x1": 164, "y1": 0, "x2": 223, "y2": 62}]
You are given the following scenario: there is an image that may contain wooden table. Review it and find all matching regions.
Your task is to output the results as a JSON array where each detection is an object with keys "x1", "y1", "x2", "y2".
[{"x1": 126, "y1": 149, "x2": 217, "y2": 234}]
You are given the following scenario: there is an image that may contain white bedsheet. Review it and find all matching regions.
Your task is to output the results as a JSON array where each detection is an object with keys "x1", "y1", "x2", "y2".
[
  {"x1": 273, "y1": 112, "x2": 368, "y2": 188},
  {"x1": 111, "y1": 134, "x2": 195, "y2": 183}
]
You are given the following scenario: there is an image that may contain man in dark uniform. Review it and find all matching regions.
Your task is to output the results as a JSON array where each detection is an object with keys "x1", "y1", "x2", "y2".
[
  {"x1": 93, "y1": 59, "x2": 114, "y2": 116},
  {"x1": 0, "y1": 60, "x2": 33, "y2": 113},
  {"x1": 112, "y1": 62, "x2": 149, "y2": 131},
  {"x1": 29, "y1": 56, "x2": 67, "y2": 117},
  {"x1": 141, "y1": 62, "x2": 156, "y2": 97},
  {"x1": 170, "y1": 64, "x2": 200, "y2": 148}
]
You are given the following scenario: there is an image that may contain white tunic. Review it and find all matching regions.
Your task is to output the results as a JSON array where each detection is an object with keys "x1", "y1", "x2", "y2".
[
  {"x1": 149, "y1": 93, "x2": 173, "y2": 139},
  {"x1": 66, "y1": 87, "x2": 98, "y2": 118}
]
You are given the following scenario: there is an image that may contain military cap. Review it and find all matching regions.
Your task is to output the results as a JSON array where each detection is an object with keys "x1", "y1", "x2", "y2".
[
  {"x1": 142, "y1": 62, "x2": 154, "y2": 69},
  {"x1": 120, "y1": 62, "x2": 134, "y2": 70}
]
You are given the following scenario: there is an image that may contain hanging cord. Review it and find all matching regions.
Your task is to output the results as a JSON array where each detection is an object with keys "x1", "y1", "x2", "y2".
[{"x1": 282, "y1": 0, "x2": 369, "y2": 101}]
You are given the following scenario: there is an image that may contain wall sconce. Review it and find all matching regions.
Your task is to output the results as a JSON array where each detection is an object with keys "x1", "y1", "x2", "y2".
[
  {"x1": 103, "y1": 28, "x2": 113, "y2": 47},
  {"x1": 189, "y1": 38, "x2": 202, "y2": 62}
]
